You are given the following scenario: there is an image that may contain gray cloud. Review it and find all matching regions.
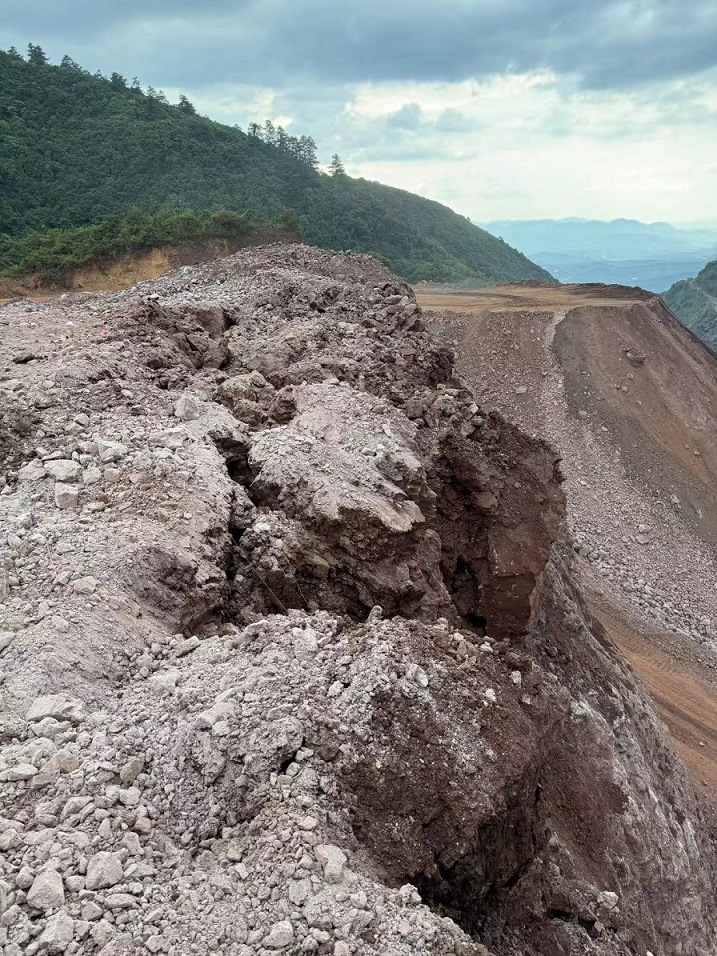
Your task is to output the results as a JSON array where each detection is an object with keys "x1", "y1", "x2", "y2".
[
  {"x1": 5, "y1": 0, "x2": 717, "y2": 92},
  {"x1": 385, "y1": 104, "x2": 423, "y2": 130}
]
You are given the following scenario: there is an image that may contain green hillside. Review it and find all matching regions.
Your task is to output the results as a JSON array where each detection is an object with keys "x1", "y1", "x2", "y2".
[
  {"x1": 0, "y1": 47, "x2": 554, "y2": 285},
  {"x1": 663, "y1": 260, "x2": 717, "y2": 351}
]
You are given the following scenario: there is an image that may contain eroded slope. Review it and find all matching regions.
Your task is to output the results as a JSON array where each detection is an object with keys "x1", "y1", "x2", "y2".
[
  {"x1": 420, "y1": 284, "x2": 717, "y2": 652},
  {"x1": 0, "y1": 249, "x2": 715, "y2": 956}
]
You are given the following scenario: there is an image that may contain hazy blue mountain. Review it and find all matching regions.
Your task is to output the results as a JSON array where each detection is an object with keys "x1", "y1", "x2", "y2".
[{"x1": 482, "y1": 218, "x2": 717, "y2": 291}]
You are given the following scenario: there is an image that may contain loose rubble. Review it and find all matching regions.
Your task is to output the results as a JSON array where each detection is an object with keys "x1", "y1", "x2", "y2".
[
  {"x1": 426, "y1": 298, "x2": 717, "y2": 652},
  {"x1": 1, "y1": 245, "x2": 716, "y2": 955}
]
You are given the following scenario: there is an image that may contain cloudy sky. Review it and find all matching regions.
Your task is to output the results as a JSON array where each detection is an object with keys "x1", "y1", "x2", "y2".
[{"x1": 6, "y1": 1, "x2": 717, "y2": 223}]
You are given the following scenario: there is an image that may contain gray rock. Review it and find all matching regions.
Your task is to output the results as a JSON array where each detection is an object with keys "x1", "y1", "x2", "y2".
[
  {"x1": 119, "y1": 756, "x2": 144, "y2": 785},
  {"x1": 96, "y1": 439, "x2": 128, "y2": 463},
  {"x1": 293, "y1": 628, "x2": 319, "y2": 660},
  {"x1": 27, "y1": 869, "x2": 65, "y2": 910},
  {"x1": 175, "y1": 636, "x2": 200, "y2": 657},
  {"x1": 81, "y1": 901, "x2": 104, "y2": 921},
  {"x1": 0, "y1": 763, "x2": 37, "y2": 782},
  {"x1": 119, "y1": 786, "x2": 141, "y2": 807},
  {"x1": 86, "y1": 851, "x2": 124, "y2": 890},
  {"x1": 45, "y1": 459, "x2": 82, "y2": 482},
  {"x1": 54, "y1": 483, "x2": 79, "y2": 509},
  {"x1": 26, "y1": 694, "x2": 84, "y2": 723},
  {"x1": 18, "y1": 460, "x2": 47, "y2": 481},
  {"x1": 314, "y1": 844, "x2": 347, "y2": 884},
  {"x1": 264, "y1": 920, "x2": 294, "y2": 948},
  {"x1": 83, "y1": 466, "x2": 103, "y2": 485},
  {"x1": 38, "y1": 911, "x2": 75, "y2": 953},
  {"x1": 104, "y1": 892, "x2": 138, "y2": 909},
  {"x1": 174, "y1": 395, "x2": 202, "y2": 421}
]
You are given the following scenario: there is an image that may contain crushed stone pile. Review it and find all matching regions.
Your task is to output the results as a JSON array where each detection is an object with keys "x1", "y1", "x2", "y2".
[{"x1": 1, "y1": 245, "x2": 716, "y2": 956}]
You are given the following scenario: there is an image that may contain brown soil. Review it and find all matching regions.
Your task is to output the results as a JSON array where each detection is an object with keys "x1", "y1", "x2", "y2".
[
  {"x1": 588, "y1": 585, "x2": 717, "y2": 801},
  {"x1": 416, "y1": 283, "x2": 648, "y2": 313},
  {"x1": 0, "y1": 230, "x2": 299, "y2": 302},
  {"x1": 419, "y1": 283, "x2": 717, "y2": 812},
  {"x1": 418, "y1": 283, "x2": 717, "y2": 546}
]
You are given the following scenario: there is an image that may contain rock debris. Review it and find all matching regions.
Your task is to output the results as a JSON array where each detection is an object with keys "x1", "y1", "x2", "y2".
[{"x1": 0, "y1": 246, "x2": 716, "y2": 955}]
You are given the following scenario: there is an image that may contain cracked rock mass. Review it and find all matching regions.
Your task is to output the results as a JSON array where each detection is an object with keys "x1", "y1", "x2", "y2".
[{"x1": 0, "y1": 244, "x2": 715, "y2": 956}]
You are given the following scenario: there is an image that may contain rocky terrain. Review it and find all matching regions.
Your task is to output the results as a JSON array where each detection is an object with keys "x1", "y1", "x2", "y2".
[
  {"x1": 419, "y1": 284, "x2": 717, "y2": 654},
  {"x1": 1, "y1": 246, "x2": 716, "y2": 956}
]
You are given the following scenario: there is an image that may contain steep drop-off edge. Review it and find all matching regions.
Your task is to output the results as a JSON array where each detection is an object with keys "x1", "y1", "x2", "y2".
[
  {"x1": 420, "y1": 282, "x2": 717, "y2": 807},
  {"x1": 0, "y1": 248, "x2": 715, "y2": 955}
]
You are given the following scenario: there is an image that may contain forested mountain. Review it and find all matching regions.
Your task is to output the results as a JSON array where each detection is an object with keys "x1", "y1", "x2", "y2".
[
  {"x1": 0, "y1": 47, "x2": 553, "y2": 284},
  {"x1": 663, "y1": 260, "x2": 717, "y2": 351}
]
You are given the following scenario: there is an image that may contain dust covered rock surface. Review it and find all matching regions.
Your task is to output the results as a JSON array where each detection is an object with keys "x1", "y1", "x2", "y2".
[{"x1": 1, "y1": 246, "x2": 715, "y2": 955}]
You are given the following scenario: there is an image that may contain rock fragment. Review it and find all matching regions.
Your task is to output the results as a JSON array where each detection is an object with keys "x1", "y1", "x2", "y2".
[
  {"x1": 27, "y1": 869, "x2": 64, "y2": 910},
  {"x1": 86, "y1": 851, "x2": 125, "y2": 890}
]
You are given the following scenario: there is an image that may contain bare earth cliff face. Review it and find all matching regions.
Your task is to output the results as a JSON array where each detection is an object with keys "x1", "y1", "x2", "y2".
[{"x1": 0, "y1": 246, "x2": 715, "y2": 956}]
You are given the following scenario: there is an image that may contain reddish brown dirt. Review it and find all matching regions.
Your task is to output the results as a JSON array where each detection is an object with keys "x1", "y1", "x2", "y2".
[
  {"x1": 416, "y1": 283, "x2": 646, "y2": 313},
  {"x1": 417, "y1": 285, "x2": 717, "y2": 524},
  {"x1": 0, "y1": 231, "x2": 300, "y2": 302},
  {"x1": 418, "y1": 284, "x2": 717, "y2": 546},
  {"x1": 418, "y1": 283, "x2": 717, "y2": 811},
  {"x1": 588, "y1": 586, "x2": 717, "y2": 802},
  {"x1": 553, "y1": 300, "x2": 717, "y2": 534}
]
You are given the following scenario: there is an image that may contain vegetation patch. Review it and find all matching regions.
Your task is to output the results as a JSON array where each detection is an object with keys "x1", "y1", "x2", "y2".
[{"x1": 0, "y1": 208, "x2": 292, "y2": 279}]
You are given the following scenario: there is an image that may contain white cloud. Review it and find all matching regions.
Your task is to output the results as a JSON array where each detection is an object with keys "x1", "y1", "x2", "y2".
[
  {"x1": 330, "y1": 72, "x2": 717, "y2": 220},
  {"x1": 11, "y1": 0, "x2": 715, "y2": 224},
  {"x1": 156, "y1": 67, "x2": 717, "y2": 221}
]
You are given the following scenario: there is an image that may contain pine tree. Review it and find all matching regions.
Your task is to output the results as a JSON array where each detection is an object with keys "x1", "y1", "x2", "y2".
[
  {"x1": 329, "y1": 154, "x2": 346, "y2": 176},
  {"x1": 299, "y1": 136, "x2": 319, "y2": 168},
  {"x1": 177, "y1": 94, "x2": 196, "y2": 115},
  {"x1": 263, "y1": 120, "x2": 277, "y2": 146},
  {"x1": 27, "y1": 44, "x2": 49, "y2": 66}
]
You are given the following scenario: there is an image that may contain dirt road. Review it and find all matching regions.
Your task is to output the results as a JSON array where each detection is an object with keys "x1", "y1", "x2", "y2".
[{"x1": 416, "y1": 283, "x2": 644, "y2": 314}]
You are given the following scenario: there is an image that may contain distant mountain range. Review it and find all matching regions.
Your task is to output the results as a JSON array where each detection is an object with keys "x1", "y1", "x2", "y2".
[{"x1": 482, "y1": 218, "x2": 717, "y2": 292}]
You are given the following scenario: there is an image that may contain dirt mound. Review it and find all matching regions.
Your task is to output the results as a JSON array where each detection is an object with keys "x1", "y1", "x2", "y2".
[{"x1": 1, "y1": 249, "x2": 716, "y2": 955}]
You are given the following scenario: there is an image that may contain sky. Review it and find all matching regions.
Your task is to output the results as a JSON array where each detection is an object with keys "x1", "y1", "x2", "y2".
[{"x1": 5, "y1": 0, "x2": 717, "y2": 223}]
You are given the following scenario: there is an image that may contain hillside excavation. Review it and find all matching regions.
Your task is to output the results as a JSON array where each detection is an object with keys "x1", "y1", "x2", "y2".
[{"x1": 1, "y1": 247, "x2": 716, "y2": 955}]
